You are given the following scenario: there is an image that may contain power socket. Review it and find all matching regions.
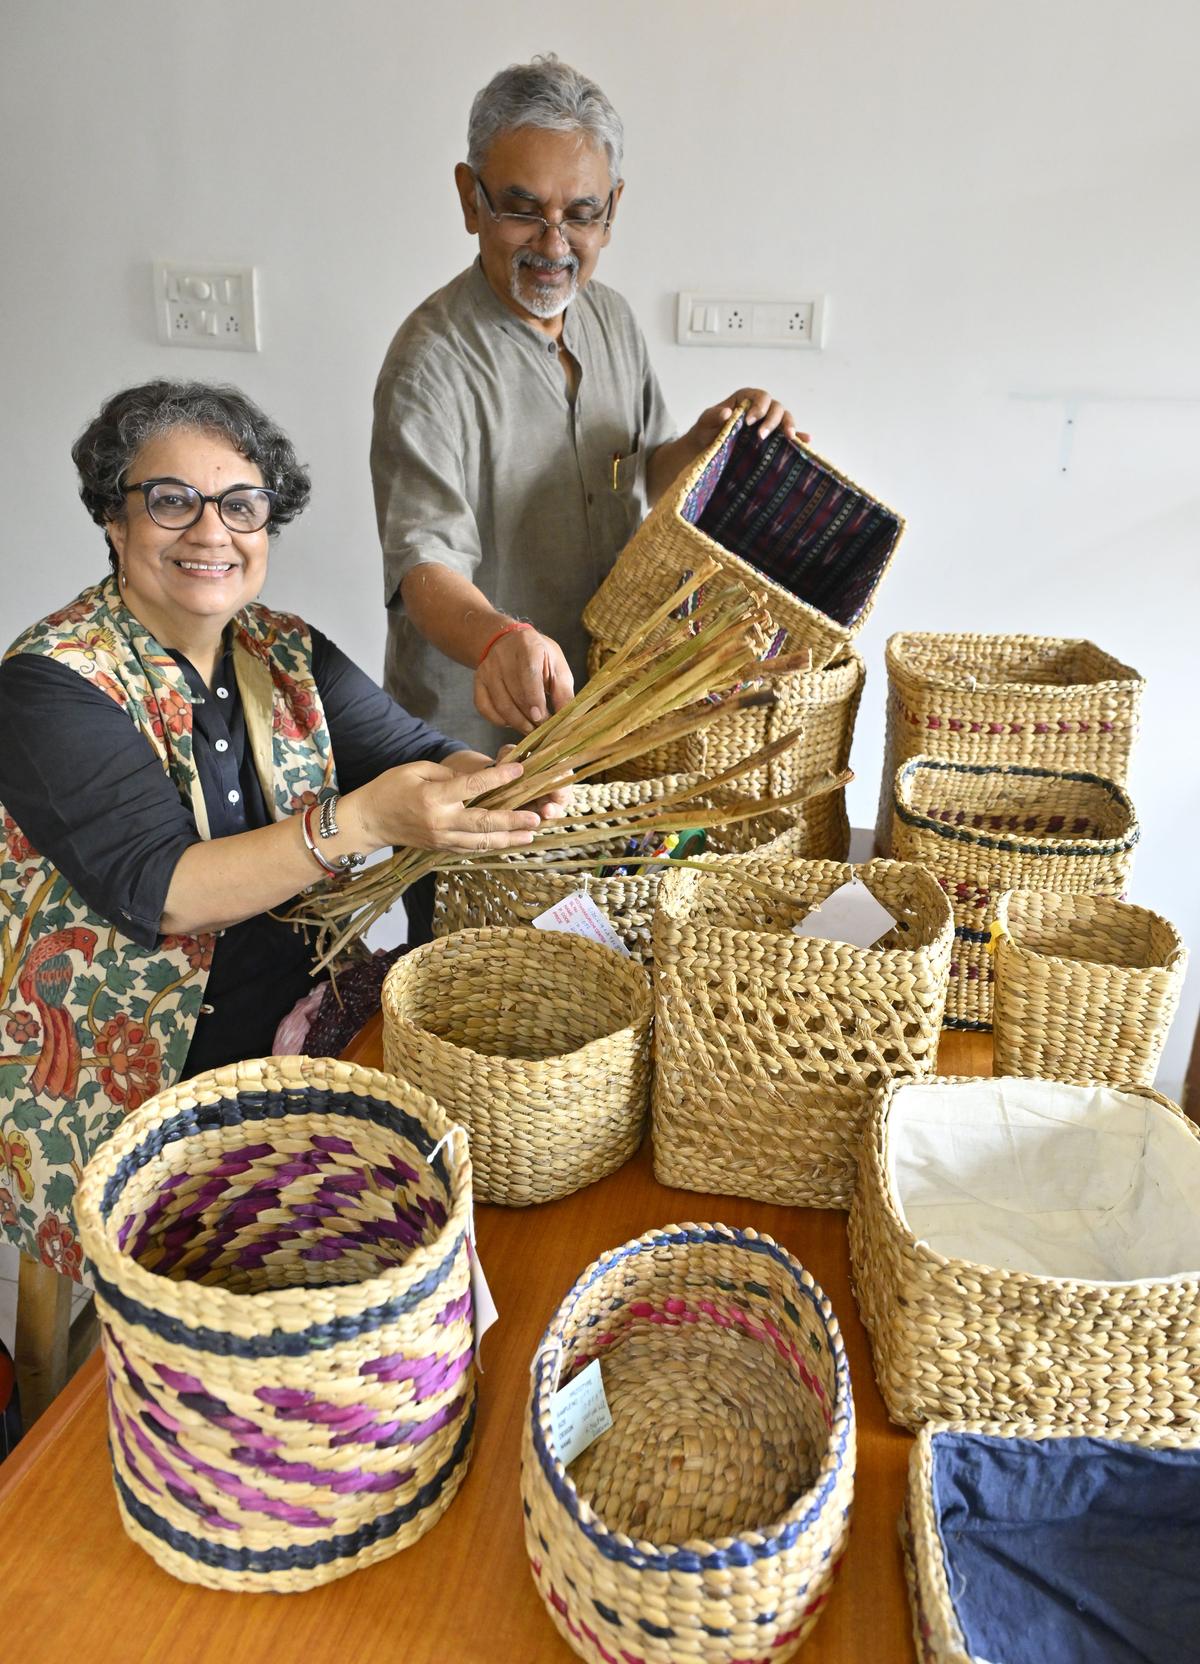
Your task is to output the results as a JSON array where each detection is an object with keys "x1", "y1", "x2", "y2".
[
  {"x1": 154, "y1": 262, "x2": 260, "y2": 351},
  {"x1": 676, "y1": 292, "x2": 826, "y2": 349}
]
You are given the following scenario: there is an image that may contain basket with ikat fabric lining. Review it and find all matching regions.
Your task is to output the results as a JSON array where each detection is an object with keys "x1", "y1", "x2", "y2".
[
  {"x1": 521, "y1": 1222, "x2": 855, "y2": 1664},
  {"x1": 890, "y1": 755, "x2": 1138, "y2": 1029},
  {"x1": 584, "y1": 406, "x2": 904, "y2": 671},
  {"x1": 74, "y1": 1055, "x2": 476, "y2": 1593},
  {"x1": 874, "y1": 632, "x2": 1144, "y2": 853}
]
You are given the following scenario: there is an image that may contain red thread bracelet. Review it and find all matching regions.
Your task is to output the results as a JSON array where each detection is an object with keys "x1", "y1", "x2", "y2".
[{"x1": 476, "y1": 620, "x2": 533, "y2": 668}]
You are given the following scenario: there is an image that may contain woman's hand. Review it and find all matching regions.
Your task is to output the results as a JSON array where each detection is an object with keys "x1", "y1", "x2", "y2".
[
  {"x1": 494, "y1": 744, "x2": 572, "y2": 820},
  {"x1": 473, "y1": 626, "x2": 574, "y2": 734},
  {"x1": 350, "y1": 756, "x2": 542, "y2": 852}
]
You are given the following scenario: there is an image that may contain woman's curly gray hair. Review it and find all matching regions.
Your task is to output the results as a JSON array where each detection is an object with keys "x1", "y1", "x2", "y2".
[
  {"x1": 72, "y1": 380, "x2": 312, "y2": 571},
  {"x1": 466, "y1": 54, "x2": 623, "y2": 184}
]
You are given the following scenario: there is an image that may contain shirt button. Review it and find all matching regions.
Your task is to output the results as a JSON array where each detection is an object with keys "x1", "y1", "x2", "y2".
[
  {"x1": 216, "y1": 686, "x2": 229, "y2": 699},
  {"x1": 214, "y1": 738, "x2": 229, "y2": 753},
  {"x1": 199, "y1": 1003, "x2": 215, "y2": 1016},
  {"x1": 587, "y1": 492, "x2": 594, "y2": 504},
  {"x1": 547, "y1": 343, "x2": 556, "y2": 353},
  {"x1": 227, "y1": 789, "x2": 240, "y2": 804}
]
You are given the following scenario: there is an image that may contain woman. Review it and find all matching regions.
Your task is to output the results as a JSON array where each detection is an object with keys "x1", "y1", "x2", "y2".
[{"x1": 0, "y1": 379, "x2": 551, "y2": 1275}]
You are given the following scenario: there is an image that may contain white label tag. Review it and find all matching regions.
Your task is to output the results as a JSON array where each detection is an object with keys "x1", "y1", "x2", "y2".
[
  {"x1": 532, "y1": 890, "x2": 631, "y2": 956},
  {"x1": 468, "y1": 1219, "x2": 498, "y2": 1369},
  {"x1": 792, "y1": 878, "x2": 898, "y2": 949},
  {"x1": 549, "y1": 1358, "x2": 613, "y2": 1466}
]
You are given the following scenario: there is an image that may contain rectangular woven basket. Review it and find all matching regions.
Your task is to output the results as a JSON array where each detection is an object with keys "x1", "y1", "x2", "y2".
[
  {"x1": 587, "y1": 638, "x2": 864, "y2": 842},
  {"x1": 521, "y1": 1222, "x2": 855, "y2": 1664},
  {"x1": 992, "y1": 888, "x2": 1187, "y2": 1086},
  {"x1": 651, "y1": 856, "x2": 953, "y2": 1207},
  {"x1": 381, "y1": 926, "x2": 651, "y2": 1207},
  {"x1": 73, "y1": 1056, "x2": 477, "y2": 1593},
  {"x1": 890, "y1": 755, "x2": 1139, "y2": 1029},
  {"x1": 434, "y1": 774, "x2": 829, "y2": 961},
  {"x1": 875, "y1": 632, "x2": 1144, "y2": 853},
  {"x1": 584, "y1": 407, "x2": 904, "y2": 671},
  {"x1": 849, "y1": 1076, "x2": 1200, "y2": 1434},
  {"x1": 902, "y1": 1420, "x2": 1200, "y2": 1664}
]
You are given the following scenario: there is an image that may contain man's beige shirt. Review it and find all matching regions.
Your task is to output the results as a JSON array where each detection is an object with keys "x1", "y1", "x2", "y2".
[{"x1": 371, "y1": 259, "x2": 675, "y2": 754}]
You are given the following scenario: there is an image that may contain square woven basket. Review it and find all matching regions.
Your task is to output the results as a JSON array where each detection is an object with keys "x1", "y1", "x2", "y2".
[
  {"x1": 73, "y1": 1056, "x2": 477, "y2": 1593},
  {"x1": 890, "y1": 755, "x2": 1139, "y2": 1029},
  {"x1": 651, "y1": 856, "x2": 953, "y2": 1207},
  {"x1": 849, "y1": 1075, "x2": 1200, "y2": 1434},
  {"x1": 584, "y1": 408, "x2": 904, "y2": 671},
  {"x1": 902, "y1": 1420, "x2": 1200, "y2": 1664},
  {"x1": 875, "y1": 632, "x2": 1144, "y2": 854},
  {"x1": 992, "y1": 888, "x2": 1187, "y2": 1086},
  {"x1": 434, "y1": 774, "x2": 829, "y2": 961},
  {"x1": 381, "y1": 927, "x2": 651, "y2": 1207},
  {"x1": 521, "y1": 1222, "x2": 855, "y2": 1664}
]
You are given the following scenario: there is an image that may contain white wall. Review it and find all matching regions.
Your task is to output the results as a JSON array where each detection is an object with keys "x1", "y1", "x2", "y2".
[{"x1": 3, "y1": 0, "x2": 1198, "y2": 1094}]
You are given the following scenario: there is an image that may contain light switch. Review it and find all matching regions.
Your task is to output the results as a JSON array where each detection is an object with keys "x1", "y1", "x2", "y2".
[{"x1": 154, "y1": 261, "x2": 261, "y2": 351}]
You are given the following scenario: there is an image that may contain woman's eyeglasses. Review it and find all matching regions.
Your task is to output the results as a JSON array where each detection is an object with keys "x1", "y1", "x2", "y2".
[{"x1": 123, "y1": 478, "x2": 278, "y2": 532}]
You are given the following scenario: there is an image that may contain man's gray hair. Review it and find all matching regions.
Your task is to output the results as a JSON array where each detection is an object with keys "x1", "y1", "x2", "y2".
[{"x1": 466, "y1": 54, "x2": 624, "y2": 184}]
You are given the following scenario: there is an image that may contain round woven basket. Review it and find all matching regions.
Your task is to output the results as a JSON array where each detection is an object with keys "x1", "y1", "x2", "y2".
[
  {"x1": 586, "y1": 638, "x2": 863, "y2": 852},
  {"x1": 74, "y1": 1056, "x2": 476, "y2": 1593},
  {"x1": 381, "y1": 927, "x2": 651, "y2": 1206},
  {"x1": 435, "y1": 775, "x2": 817, "y2": 961},
  {"x1": 583, "y1": 407, "x2": 904, "y2": 671},
  {"x1": 992, "y1": 889, "x2": 1187, "y2": 1086},
  {"x1": 875, "y1": 632, "x2": 1144, "y2": 853},
  {"x1": 902, "y1": 1419, "x2": 1200, "y2": 1664},
  {"x1": 891, "y1": 755, "x2": 1139, "y2": 1029},
  {"x1": 652, "y1": 856, "x2": 953, "y2": 1207},
  {"x1": 849, "y1": 1076, "x2": 1200, "y2": 1434},
  {"x1": 522, "y1": 1222, "x2": 856, "y2": 1664}
]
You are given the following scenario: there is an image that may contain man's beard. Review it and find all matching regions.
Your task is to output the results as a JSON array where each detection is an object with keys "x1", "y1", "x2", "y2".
[{"x1": 510, "y1": 250, "x2": 580, "y2": 319}]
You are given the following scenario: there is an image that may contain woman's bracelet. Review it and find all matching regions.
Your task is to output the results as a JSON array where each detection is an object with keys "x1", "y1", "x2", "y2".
[
  {"x1": 300, "y1": 804, "x2": 340, "y2": 875},
  {"x1": 476, "y1": 620, "x2": 533, "y2": 668}
]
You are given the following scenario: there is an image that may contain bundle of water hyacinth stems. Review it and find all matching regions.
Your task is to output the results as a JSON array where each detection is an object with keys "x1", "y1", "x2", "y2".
[{"x1": 289, "y1": 559, "x2": 851, "y2": 969}]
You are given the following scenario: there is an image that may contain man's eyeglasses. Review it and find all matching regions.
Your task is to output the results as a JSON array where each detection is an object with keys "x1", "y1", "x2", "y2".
[
  {"x1": 123, "y1": 478, "x2": 278, "y2": 533},
  {"x1": 473, "y1": 174, "x2": 614, "y2": 247}
]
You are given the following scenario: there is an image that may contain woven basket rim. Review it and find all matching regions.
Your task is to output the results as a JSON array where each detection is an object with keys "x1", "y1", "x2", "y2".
[
  {"x1": 74, "y1": 1055, "x2": 473, "y2": 1329},
  {"x1": 527, "y1": 1220, "x2": 854, "y2": 1568},
  {"x1": 994, "y1": 889, "x2": 1187, "y2": 973},
  {"x1": 655, "y1": 855, "x2": 955, "y2": 963},
  {"x1": 872, "y1": 1074, "x2": 1200, "y2": 1292},
  {"x1": 886, "y1": 631, "x2": 1144, "y2": 693},
  {"x1": 382, "y1": 926, "x2": 652, "y2": 1063},
  {"x1": 893, "y1": 755, "x2": 1140, "y2": 855}
]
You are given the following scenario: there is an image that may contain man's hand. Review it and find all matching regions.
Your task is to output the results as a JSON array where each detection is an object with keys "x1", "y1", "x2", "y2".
[
  {"x1": 354, "y1": 757, "x2": 542, "y2": 852},
  {"x1": 494, "y1": 744, "x2": 572, "y2": 820},
  {"x1": 647, "y1": 389, "x2": 810, "y2": 504},
  {"x1": 474, "y1": 626, "x2": 574, "y2": 734}
]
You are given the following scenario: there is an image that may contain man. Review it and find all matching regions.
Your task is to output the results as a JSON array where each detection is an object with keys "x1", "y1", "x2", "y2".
[{"x1": 371, "y1": 54, "x2": 804, "y2": 763}]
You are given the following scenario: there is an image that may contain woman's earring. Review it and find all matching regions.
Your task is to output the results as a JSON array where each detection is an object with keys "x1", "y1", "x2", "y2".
[{"x1": 118, "y1": 567, "x2": 127, "y2": 588}]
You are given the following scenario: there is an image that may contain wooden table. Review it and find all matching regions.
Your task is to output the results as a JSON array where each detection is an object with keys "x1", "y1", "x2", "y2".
[{"x1": 0, "y1": 1026, "x2": 991, "y2": 1664}]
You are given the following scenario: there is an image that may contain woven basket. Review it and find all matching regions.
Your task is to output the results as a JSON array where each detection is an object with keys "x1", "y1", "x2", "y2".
[
  {"x1": 992, "y1": 889, "x2": 1187, "y2": 1086},
  {"x1": 522, "y1": 1222, "x2": 855, "y2": 1664},
  {"x1": 435, "y1": 775, "x2": 818, "y2": 960},
  {"x1": 74, "y1": 1056, "x2": 476, "y2": 1593},
  {"x1": 903, "y1": 1420, "x2": 1200, "y2": 1664},
  {"x1": 583, "y1": 407, "x2": 904, "y2": 670},
  {"x1": 891, "y1": 755, "x2": 1139, "y2": 1029},
  {"x1": 587, "y1": 637, "x2": 863, "y2": 849},
  {"x1": 875, "y1": 632, "x2": 1144, "y2": 854},
  {"x1": 652, "y1": 857, "x2": 952, "y2": 1207},
  {"x1": 380, "y1": 927, "x2": 651, "y2": 1206},
  {"x1": 849, "y1": 1076, "x2": 1200, "y2": 1434}
]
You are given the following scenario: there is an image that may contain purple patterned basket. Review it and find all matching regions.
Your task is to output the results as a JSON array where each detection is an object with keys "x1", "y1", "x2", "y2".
[{"x1": 74, "y1": 1056, "x2": 476, "y2": 1592}]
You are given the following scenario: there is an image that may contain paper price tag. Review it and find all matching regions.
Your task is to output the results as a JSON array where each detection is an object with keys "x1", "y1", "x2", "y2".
[
  {"x1": 468, "y1": 1217, "x2": 498, "y2": 1368},
  {"x1": 549, "y1": 1358, "x2": 613, "y2": 1466},
  {"x1": 792, "y1": 878, "x2": 897, "y2": 949},
  {"x1": 532, "y1": 890, "x2": 630, "y2": 956}
]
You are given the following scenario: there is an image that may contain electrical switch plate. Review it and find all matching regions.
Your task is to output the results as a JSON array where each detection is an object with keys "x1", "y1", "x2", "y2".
[
  {"x1": 154, "y1": 261, "x2": 261, "y2": 351},
  {"x1": 675, "y1": 292, "x2": 826, "y2": 349}
]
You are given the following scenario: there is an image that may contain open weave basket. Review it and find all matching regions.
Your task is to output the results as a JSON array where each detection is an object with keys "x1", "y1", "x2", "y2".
[
  {"x1": 849, "y1": 1076, "x2": 1200, "y2": 1434},
  {"x1": 381, "y1": 927, "x2": 651, "y2": 1206},
  {"x1": 875, "y1": 632, "x2": 1144, "y2": 852},
  {"x1": 902, "y1": 1420, "x2": 1200, "y2": 1664},
  {"x1": 435, "y1": 775, "x2": 818, "y2": 961},
  {"x1": 584, "y1": 407, "x2": 904, "y2": 670},
  {"x1": 74, "y1": 1056, "x2": 476, "y2": 1593},
  {"x1": 992, "y1": 889, "x2": 1187, "y2": 1086},
  {"x1": 587, "y1": 637, "x2": 863, "y2": 847},
  {"x1": 522, "y1": 1222, "x2": 855, "y2": 1664},
  {"x1": 652, "y1": 857, "x2": 953, "y2": 1207},
  {"x1": 891, "y1": 755, "x2": 1139, "y2": 1029}
]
